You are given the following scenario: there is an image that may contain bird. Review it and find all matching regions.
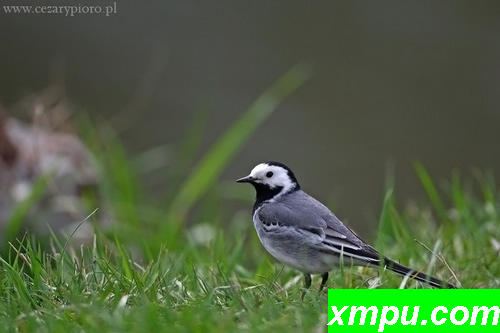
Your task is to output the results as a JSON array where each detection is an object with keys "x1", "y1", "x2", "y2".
[{"x1": 236, "y1": 161, "x2": 456, "y2": 296}]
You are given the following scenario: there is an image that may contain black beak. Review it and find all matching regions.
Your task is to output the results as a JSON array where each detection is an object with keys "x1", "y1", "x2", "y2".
[{"x1": 236, "y1": 175, "x2": 255, "y2": 183}]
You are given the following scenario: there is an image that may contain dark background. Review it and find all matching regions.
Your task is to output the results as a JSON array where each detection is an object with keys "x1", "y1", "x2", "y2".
[{"x1": 1, "y1": 0, "x2": 499, "y2": 232}]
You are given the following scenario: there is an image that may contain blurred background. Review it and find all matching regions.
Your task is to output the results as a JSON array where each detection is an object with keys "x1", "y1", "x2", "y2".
[{"x1": 1, "y1": 0, "x2": 499, "y2": 239}]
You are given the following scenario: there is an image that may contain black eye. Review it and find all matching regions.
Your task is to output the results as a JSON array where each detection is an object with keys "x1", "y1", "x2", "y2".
[{"x1": 266, "y1": 171, "x2": 273, "y2": 178}]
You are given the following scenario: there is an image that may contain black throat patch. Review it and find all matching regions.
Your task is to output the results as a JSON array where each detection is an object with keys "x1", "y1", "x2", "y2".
[{"x1": 252, "y1": 183, "x2": 284, "y2": 212}]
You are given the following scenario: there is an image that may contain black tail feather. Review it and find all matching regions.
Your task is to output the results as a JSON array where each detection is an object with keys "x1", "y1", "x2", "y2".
[{"x1": 383, "y1": 258, "x2": 456, "y2": 289}]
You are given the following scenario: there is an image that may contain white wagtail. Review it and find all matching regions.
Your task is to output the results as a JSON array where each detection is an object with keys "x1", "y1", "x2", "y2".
[{"x1": 237, "y1": 161, "x2": 456, "y2": 295}]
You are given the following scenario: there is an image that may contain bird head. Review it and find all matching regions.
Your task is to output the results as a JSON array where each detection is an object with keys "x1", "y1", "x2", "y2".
[{"x1": 236, "y1": 161, "x2": 300, "y2": 197}]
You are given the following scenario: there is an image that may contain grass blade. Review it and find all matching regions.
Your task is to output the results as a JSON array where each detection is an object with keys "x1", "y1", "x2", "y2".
[
  {"x1": 5, "y1": 176, "x2": 48, "y2": 243},
  {"x1": 166, "y1": 64, "x2": 312, "y2": 224},
  {"x1": 414, "y1": 162, "x2": 448, "y2": 222}
]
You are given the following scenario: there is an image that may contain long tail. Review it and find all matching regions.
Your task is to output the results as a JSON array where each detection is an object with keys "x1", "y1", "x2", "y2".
[{"x1": 383, "y1": 258, "x2": 456, "y2": 289}]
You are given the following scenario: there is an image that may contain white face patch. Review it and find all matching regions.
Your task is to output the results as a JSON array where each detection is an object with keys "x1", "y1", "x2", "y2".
[{"x1": 248, "y1": 163, "x2": 295, "y2": 193}]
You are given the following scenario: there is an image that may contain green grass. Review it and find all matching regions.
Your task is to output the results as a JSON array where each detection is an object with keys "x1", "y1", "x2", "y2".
[
  {"x1": 1, "y1": 172, "x2": 498, "y2": 333},
  {"x1": 1, "y1": 66, "x2": 499, "y2": 332}
]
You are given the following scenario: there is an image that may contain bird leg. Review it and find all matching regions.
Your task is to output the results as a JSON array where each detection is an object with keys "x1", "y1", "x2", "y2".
[
  {"x1": 319, "y1": 272, "x2": 329, "y2": 292},
  {"x1": 301, "y1": 273, "x2": 312, "y2": 300}
]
